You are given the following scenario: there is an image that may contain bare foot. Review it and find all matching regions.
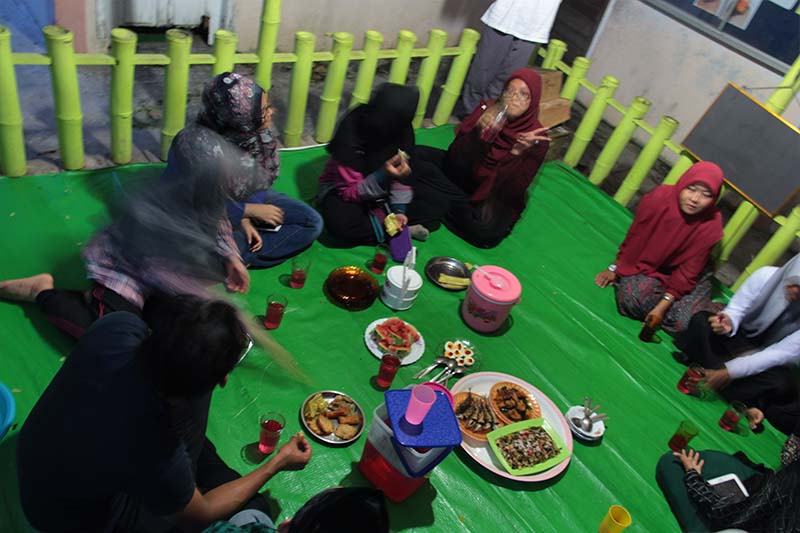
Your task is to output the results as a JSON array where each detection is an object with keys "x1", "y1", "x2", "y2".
[{"x1": 0, "y1": 273, "x2": 54, "y2": 302}]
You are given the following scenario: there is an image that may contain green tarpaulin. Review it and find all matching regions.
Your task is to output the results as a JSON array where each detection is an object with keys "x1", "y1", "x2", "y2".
[{"x1": 0, "y1": 127, "x2": 784, "y2": 532}]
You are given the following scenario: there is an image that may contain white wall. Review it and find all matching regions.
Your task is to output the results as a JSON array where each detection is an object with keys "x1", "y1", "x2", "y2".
[
  {"x1": 231, "y1": 0, "x2": 484, "y2": 51},
  {"x1": 585, "y1": 0, "x2": 800, "y2": 155}
]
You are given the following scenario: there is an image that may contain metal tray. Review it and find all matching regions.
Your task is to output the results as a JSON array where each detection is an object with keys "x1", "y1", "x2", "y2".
[
  {"x1": 299, "y1": 390, "x2": 366, "y2": 446},
  {"x1": 425, "y1": 256, "x2": 470, "y2": 291}
]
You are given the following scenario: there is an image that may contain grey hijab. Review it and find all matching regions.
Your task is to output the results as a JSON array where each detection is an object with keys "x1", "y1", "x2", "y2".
[{"x1": 740, "y1": 253, "x2": 800, "y2": 343}]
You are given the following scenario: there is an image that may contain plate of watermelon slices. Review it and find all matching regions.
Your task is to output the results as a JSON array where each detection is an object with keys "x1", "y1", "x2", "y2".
[{"x1": 364, "y1": 317, "x2": 426, "y2": 366}]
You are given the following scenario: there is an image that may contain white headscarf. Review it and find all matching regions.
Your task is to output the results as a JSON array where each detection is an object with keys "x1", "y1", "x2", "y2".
[{"x1": 741, "y1": 253, "x2": 800, "y2": 343}]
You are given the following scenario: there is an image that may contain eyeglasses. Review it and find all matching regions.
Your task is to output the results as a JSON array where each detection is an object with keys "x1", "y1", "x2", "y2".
[
  {"x1": 502, "y1": 89, "x2": 531, "y2": 103},
  {"x1": 237, "y1": 333, "x2": 254, "y2": 365}
]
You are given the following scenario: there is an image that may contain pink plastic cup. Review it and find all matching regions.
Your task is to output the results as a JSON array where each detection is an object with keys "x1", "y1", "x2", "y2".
[
  {"x1": 404, "y1": 384, "x2": 437, "y2": 425},
  {"x1": 421, "y1": 381, "x2": 454, "y2": 407}
]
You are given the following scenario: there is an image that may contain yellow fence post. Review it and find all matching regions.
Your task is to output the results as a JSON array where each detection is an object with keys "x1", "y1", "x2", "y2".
[
  {"x1": 561, "y1": 56, "x2": 591, "y2": 104},
  {"x1": 110, "y1": 28, "x2": 137, "y2": 165},
  {"x1": 432, "y1": 28, "x2": 480, "y2": 125},
  {"x1": 255, "y1": 0, "x2": 281, "y2": 91},
  {"x1": 0, "y1": 26, "x2": 26, "y2": 176},
  {"x1": 662, "y1": 153, "x2": 694, "y2": 185},
  {"x1": 160, "y1": 29, "x2": 193, "y2": 160},
  {"x1": 413, "y1": 29, "x2": 447, "y2": 128},
  {"x1": 733, "y1": 206, "x2": 800, "y2": 290},
  {"x1": 541, "y1": 39, "x2": 567, "y2": 69},
  {"x1": 213, "y1": 30, "x2": 238, "y2": 75},
  {"x1": 315, "y1": 32, "x2": 354, "y2": 143},
  {"x1": 563, "y1": 75, "x2": 619, "y2": 168},
  {"x1": 44, "y1": 25, "x2": 84, "y2": 170},
  {"x1": 388, "y1": 30, "x2": 417, "y2": 84},
  {"x1": 720, "y1": 203, "x2": 761, "y2": 262},
  {"x1": 613, "y1": 115, "x2": 678, "y2": 206},
  {"x1": 588, "y1": 96, "x2": 651, "y2": 186},
  {"x1": 350, "y1": 30, "x2": 384, "y2": 108},
  {"x1": 284, "y1": 31, "x2": 316, "y2": 147}
]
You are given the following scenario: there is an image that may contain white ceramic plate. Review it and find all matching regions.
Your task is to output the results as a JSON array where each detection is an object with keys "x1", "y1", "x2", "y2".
[
  {"x1": 364, "y1": 318, "x2": 425, "y2": 366},
  {"x1": 450, "y1": 371, "x2": 573, "y2": 482},
  {"x1": 565, "y1": 405, "x2": 606, "y2": 440}
]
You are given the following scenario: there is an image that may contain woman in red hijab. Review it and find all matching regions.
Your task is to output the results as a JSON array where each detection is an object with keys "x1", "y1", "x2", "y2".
[
  {"x1": 406, "y1": 68, "x2": 550, "y2": 248},
  {"x1": 594, "y1": 161, "x2": 726, "y2": 334}
]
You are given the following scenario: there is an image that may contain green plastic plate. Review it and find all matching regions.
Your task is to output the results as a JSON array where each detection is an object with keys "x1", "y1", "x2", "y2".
[{"x1": 488, "y1": 418, "x2": 572, "y2": 476}]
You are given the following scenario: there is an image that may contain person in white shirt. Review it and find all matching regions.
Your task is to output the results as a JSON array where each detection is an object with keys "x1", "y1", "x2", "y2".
[
  {"x1": 676, "y1": 254, "x2": 800, "y2": 418},
  {"x1": 457, "y1": 0, "x2": 563, "y2": 118}
]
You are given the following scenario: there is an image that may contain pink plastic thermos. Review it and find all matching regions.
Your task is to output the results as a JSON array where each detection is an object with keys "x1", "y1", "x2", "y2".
[{"x1": 461, "y1": 266, "x2": 521, "y2": 333}]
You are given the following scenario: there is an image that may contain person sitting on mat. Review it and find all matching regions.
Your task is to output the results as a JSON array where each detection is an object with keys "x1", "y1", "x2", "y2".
[
  {"x1": 406, "y1": 68, "x2": 550, "y2": 248},
  {"x1": 204, "y1": 487, "x2": 389, "y2": 532},
  {"x1": 193, "y1": 72, "x2": 322, "y2": 268},
  {"x1": 743, "y1": 402, "x2": 800, "y2": 466},
  {"x1": 0, "y1": 73, "x2": 326, "y2": 338},
  {"x1": 675, "y1": 254, "x2": 800, "y2": 412},
  {"x1": 594, "y1": 162, "x2": 725, "y2": 335},
  {"x1": 317, "y1": 83, "x2": 429, "y2": 245},
  {"x1": 17, "y1": 294, "x2": 312, "y2": 533},
  {"x1": 656, "y1": 447, "x2": 800, "y2": 532},
  {"x1": 0, "y1": 142, "x2": 248, "y2": 339}
]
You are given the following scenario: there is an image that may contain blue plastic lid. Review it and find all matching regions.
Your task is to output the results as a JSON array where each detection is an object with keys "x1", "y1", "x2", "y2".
[
  {"x1": 0, "y1": 381, "x2": 16, "y2": 441},
  {"x1": 384, "y1": 389, "x2": 462, "y2": 448}
]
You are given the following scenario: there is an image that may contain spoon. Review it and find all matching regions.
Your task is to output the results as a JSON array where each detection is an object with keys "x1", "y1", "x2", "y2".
[
  {"x1": 579, "y1": 414, "x2": 594, "y2": 433},
  {"x1": 437, "y1": 366, "x2": 467, "y2": 385},
  {"x1": 571, "y1": 417, "x2": 589, "y2": 431},
  {"x1": 413, "y1": 357, "x2": 448, "y2": 380},
  {"x1": 429, "y1": 359, "x2": 457, "y2": 383},
  {"x1": 474, "y1": 265, "x2": 504, "y2": 289}
]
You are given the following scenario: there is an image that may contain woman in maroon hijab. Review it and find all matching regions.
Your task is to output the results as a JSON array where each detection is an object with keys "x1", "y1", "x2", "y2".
[
  {"x1": 407, "y1": 68, "x2": 550, "y2": 248},
  {"x1": 594, "y1": 162, "x2": 726, "y2": 334}
]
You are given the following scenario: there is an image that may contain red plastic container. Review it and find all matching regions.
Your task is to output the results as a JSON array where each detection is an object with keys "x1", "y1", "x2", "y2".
[{"x1": 358, "y1": 440, "x2": 427, "y2": 503}]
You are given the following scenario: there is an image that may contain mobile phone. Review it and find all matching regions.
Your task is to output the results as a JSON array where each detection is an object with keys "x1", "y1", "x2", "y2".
[{"x1": 708, "y1": 473, "x2": 749, "y2": 503}]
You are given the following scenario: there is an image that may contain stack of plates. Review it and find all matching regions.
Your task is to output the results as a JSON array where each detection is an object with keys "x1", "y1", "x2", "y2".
[{"x1": 565, "y1": 405, "x2": 605, "y2": 442}]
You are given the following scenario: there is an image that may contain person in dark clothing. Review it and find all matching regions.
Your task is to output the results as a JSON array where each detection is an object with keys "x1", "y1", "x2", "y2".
[
  {"x1": 17, "y1": 294, "x2": 312, "y2": 532},
  {"x1": 675, "y1": 255, "x2": 800, "y2": 419},
  {"x1": 0, "y1": 72, "x2": 326, "y2": 339},
  {"x1": 0, "y1": 129, "x2": 248, "y2": 339},
  {"x1": 196, "y1": 72, "x2": 323, "y2": 267},
  {"x1": 407, "y1": 68, "x2": 550, "y2": 248},
  {"x1": 657, "y1": 447, "x2": 800, "y2": 532},
  {"x1": 204, "y1": 487, "x2": 390, "y2": 532},
  {"x1": 317, "y1": 83, "x2": 431, "y2": 245}
]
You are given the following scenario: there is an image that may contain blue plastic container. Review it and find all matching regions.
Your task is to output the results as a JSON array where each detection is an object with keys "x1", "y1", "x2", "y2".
[{"x1": 0, "y1": 381, "x2": 16, "y2": 440}]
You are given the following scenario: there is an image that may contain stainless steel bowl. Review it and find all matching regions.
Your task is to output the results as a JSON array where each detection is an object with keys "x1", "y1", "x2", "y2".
[
  {"x1": 300, "y1": 390, "x2": 365, "y2": 446},
  {"x1": 425, "y1": 256, "x2": 471, "y2": 291}
]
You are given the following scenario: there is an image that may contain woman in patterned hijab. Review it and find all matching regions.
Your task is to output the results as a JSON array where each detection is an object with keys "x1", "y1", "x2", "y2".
[{"x1": 168, "y1": 72, "x2": 322, "y2": 270}]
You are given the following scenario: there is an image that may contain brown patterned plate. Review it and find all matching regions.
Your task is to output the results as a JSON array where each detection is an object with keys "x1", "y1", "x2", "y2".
[
  {"x1": 489, "y1": 382, "x2": 541, "y2": 426},
  {"x1": 454, "y1": 392, "x2": 498, "y2": 442}
]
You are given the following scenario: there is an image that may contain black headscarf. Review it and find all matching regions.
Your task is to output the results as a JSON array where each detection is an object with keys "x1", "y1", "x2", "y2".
[
  {"x1": 327, "y1": 83, "x2": 419, "y2": 174},
  {"x1": 710, "y1": 459, "x2": 800, "y2": 532}
]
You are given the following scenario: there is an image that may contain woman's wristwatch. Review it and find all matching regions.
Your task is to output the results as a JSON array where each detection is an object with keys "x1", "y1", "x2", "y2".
[
  {"x1": 607, "y1": 264, "x2": 617, "y2": 273},
  {"x1": 662, "y1": 293, "x2": 674, "y2": 302}
]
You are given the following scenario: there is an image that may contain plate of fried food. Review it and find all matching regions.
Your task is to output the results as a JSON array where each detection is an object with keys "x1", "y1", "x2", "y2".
[
  {"x1": 450, "y1": 372, "x2": 573, "y2": 482},
  {"x1": 489, "y1": 382, "x2": 541, "y2": 425},
  {"x1": 301, "y1": 391, "x2": 365, "y2": 445}
]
